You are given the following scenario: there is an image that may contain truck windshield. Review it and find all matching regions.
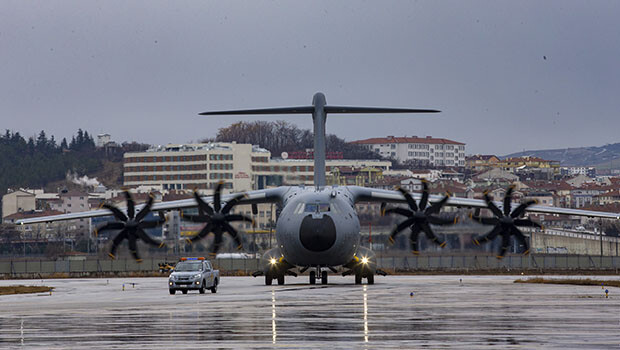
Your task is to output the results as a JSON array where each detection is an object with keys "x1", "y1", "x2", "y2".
[{"x1": 175, "y1": 262, "x2": 202, "y2": 271}]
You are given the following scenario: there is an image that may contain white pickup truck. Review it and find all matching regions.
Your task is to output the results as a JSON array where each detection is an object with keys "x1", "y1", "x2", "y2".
[{"x1": 168, "y1": 257, "x2": 219, "y2": 295}]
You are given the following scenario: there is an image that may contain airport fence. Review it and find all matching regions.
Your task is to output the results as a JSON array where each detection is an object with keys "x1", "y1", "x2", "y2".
[{"x1": 1, "y1": 254, "x2": 619, "y2": 278}]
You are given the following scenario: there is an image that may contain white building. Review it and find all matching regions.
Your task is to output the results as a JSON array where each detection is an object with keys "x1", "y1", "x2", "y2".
[
  {"x1": 351, "y1": 136, "x2": 465, "y2": 167},
  {"x1": 124, "y1": 142, "x2": 391, "y2": 192}
]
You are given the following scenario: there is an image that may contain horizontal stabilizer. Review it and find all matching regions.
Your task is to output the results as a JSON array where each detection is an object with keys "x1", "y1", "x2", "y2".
[
  {"x1": 324, "y1": 106, "x2": 440, "y2": 114},
  {"x1": 199, "y1": 106, "x2": 314, "y2": 115}
]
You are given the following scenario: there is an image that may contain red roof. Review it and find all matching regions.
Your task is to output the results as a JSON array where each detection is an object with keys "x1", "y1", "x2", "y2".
[{"x1": 351, "y1": 136, "x2": 464, "y2": 145}]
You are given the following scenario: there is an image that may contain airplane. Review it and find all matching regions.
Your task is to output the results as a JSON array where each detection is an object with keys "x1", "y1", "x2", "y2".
[{"x1": 16, "y1": 92, "x2": 620, "y2": 286}]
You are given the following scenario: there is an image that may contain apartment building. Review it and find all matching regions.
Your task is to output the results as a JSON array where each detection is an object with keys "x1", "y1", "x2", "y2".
[{"x1": 350, "y1": 136, "x2": 465, "y2": 167}]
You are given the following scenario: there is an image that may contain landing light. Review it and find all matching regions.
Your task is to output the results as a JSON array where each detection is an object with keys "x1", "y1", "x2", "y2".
[
  {"x1": 269, "y1": 258, "x2": 277, "y2": 265},
  {"x1": 361, "y1": 257, "x2": 369, "y2": 264}
]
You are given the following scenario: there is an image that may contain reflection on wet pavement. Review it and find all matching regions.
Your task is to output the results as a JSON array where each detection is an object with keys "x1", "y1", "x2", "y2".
[{"x1": 1, "y1": 275, "x2": 619, "y2": 349}]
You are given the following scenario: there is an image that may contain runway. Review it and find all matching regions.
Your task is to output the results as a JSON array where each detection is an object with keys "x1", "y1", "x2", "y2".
[{"x1": 1, "y1": 275, "x2": 619, "y2": 349}]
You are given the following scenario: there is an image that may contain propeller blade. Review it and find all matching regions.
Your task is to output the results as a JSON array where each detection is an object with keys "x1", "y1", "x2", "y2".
[
  {"x1": 425, "y1": 193, "x2": 450, "y2": 215},
  {"x1": 251, "y1": 203, "x2": 258, "y2": 215},
  {"x1": 109, "y1": 229, "x2": 128, "y2": 259},
  {"x1": 139, "y1": 220, "x2": 163, "y2": 229},
  {"x1": 128, "y1": 234, "x2": 140, "y2": 261},
  {"x1": 421, "y1": 222, "x2": 446, "y2": 248},
  {"x1": 419, "y1": 180, "x2": 429, "y2": 211},
  {"x1": 473, "y1": 225, "x2": 502, "y2": 245},
  {"x1": 136, "y1": 228, "x2": 164, "y2": 247},
  {"x1": 214, "y1": 182, "x2": 224, "y2": 212},
  {"x1": 471, "y1": 216, "x2": 500, "y2": 226},
  {"x1": 193, "y1": 191, "x2": 214, "y2": 215},
  {"x1": 225, "y1": 214, "x2": 253, "y2": 223},
  {"x1": 483, "y1": 192, "x2": 504, "y2": 218},
  {"x1": 222, "y1": 222, "x2": 243, "y2": 250},
  {"x1": 102, "y1": 204, "x2": 128, "y2": 222},
  {"x1": 510, "y1": 226, "x2": 530, "y2": 255},
  {"x1": 503, "y1": 185, "x2": 515, "y2": 216},
  {"x1": 95, "y1": 222, "x2": 125, "y2": 235},
  {"x1": 510, "y1": 200, "x2": 537, "y2": 218},
  {"x1": 514, "y1": 218, "x2": 542, "y2": 228},
  {"x1": 380, "y1": 202, "x2": 387, "y2": 216},
  {"x1": 221, "y1": 193, "x2": 246, "y2": 214},
  {"x1": 135, "y1": 194, "x2": 155, "y2": 222},
  {"x1": 390, "y1": 217, "x2": 416, "y2": 238},
  {"x1": 209, "y1": 228, "x2": 224, "y2": 255},
  {"x1": 189, "y1": 223, "x2": 214, "y2": 243},
  {"x1": 427, "y1": 215, "x2": 457, "y2": 226},
  {"x1": 385, "y1": 207, "x2": 413, "y2": 218},
  {"x1": 497, "y1": 234, "x2": 511, "y2": 259},
  {"x1": 124, "y1": 191, "x2": 135, "y2": 219},
  {"x1": 397, "y1": 187, "x2": 418, "y2": 212},
  {"x1": 409, "y1": 225, "x2": 422, "y2": 254}
]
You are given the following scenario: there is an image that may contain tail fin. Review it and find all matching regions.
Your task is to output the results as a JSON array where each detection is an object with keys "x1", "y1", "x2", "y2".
[{"x1": 199, "y1": 92, "x2": 439, "y2": 188}]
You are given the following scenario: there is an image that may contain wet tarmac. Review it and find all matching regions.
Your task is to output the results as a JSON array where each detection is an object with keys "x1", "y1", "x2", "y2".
[{"x1": 1, "y1": 275, "x2": 619, "y2": 349}]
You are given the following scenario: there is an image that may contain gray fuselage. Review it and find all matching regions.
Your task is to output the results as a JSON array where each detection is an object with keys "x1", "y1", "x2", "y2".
[{"x1": 274, "y1": 186, "x2": 361, "y2": 267}]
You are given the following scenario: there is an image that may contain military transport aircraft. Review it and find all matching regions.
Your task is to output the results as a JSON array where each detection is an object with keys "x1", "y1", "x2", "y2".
[{"x1": 16, "y1": 93, "x2": 620, "y2": 285}]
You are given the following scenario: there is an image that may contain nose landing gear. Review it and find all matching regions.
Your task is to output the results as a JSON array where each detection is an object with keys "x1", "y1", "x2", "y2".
[{"x1": 309, "y1": 266, "x2": 329, "y2": 285}]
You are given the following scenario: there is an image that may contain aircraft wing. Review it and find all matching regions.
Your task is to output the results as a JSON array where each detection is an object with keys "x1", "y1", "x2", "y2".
[
  {"x1": 346, "y1": 186, "x2": 620, "y2": 219},
  {"x1": 14, "y1": 187, "x2": 292, "y2": 225}
]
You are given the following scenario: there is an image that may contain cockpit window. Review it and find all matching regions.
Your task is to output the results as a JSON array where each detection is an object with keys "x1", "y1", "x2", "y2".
[{"x1": 304, "y1": 203, "x2": 331, "y2": 213}]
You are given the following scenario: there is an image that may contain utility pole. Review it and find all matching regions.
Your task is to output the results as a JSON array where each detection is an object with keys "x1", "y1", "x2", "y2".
[{"x1": 599, "y1": 218, "x2": 604, "y2": 265}]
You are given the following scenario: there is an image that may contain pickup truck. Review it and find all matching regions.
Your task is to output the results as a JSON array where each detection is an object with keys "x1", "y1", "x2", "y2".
[{"x1": 168, "y1": 257, "x2": 219, "y2": 295}]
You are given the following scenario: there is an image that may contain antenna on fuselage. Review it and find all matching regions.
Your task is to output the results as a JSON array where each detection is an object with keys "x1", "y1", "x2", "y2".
[{"x1": 199, "y1": 92, "x2": 440, "y2": 189}]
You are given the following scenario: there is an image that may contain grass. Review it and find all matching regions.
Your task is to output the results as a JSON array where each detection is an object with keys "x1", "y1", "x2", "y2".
[
  {"x1": 0, "y1": 285, "x2": 54, "y2": 296},
  {"x1": 514, "y1": 277, "x2": 620, "y2": 288}
]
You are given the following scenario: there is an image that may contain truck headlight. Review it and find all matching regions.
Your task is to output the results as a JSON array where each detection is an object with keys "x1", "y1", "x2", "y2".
[
  {"x1": 169, "y1": 275, "x2": 176, "y2": 281},
  {"x1": 192, "y1": 274, "x2": 201, "y2": 279}
]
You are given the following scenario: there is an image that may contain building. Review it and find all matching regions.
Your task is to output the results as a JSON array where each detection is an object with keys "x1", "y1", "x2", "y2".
[
  {"x1": 2, "y1": 189, "x2": 35, "y2": 221},
  {"x1": 124, "y1": 142, "x2": 391, "y2": 192},
  {"x1": 496, "y1": 156, "x2": 560, "y2": 174},
  {"x1": 350, "y1": 136, "x2": 466, "y2": 167},
  {"x1": 465, "y1": 155, "x2": 500, "y2": 171},
  {"x1": 96, "y1": 133, "x2": 112, "y2": 147}
]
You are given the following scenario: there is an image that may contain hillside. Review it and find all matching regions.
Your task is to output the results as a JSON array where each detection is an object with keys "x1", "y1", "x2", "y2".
[{"x1": 503, "y1": 142, "x2": 620, "y2": 168}]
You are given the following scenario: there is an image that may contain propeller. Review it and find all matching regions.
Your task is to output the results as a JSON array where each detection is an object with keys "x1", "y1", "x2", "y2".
[
  {"x1": 471, "y1": 185, "x2": 542, "y2": 258},
  {"x1": 95, "y1": 191, "x2": 165, "y2": 262},
  {"x1": 385, "y1": 181, "x2": 456, "y2": 254},
  {"x1": 183, "y1": 182, "x2": 253, "y2": 255}
]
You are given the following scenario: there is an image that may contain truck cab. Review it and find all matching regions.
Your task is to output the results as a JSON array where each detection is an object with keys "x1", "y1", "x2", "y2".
[{"x1": 168, "y1": 257, "x2": 220, "y2": 295}]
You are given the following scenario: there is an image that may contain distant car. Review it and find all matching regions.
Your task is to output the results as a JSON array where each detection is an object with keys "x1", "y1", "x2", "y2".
[
  {"x1": 168, "y1": 257, "x2": 219, "y2": 295},
  {"x1": 575, "y1": 226, "x2": 586, "y2": 231}
]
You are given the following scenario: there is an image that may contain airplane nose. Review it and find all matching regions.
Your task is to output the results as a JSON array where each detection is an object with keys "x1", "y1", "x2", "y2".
[{"x1": 299, "y1": 215, "x2": 337, "y2": 252}]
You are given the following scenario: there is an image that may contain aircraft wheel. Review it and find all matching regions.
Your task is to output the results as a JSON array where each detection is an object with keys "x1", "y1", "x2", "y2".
[
  {"x1": 321, "y1": 270, "x2": 328, "y2": 285},
  {"x1": 367, "y1": 274, "x2": 374, "y2": 285},
  {"x1": 277, "y1": 275, "x2": 285, "y2": 285},
  {"x1": 355, "y1": 273, "x2": 362, "y2": 285},
  {"x1": 309, "y1": 271, "x2": 316, "y2": 285},
  {"x1": 265, "y1": 275, "x2": 272, "y2": 285}
]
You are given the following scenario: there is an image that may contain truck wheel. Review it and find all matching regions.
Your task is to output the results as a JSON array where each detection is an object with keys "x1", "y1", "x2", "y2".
[
  {"x1": 367, "y1": 274, "x2": 374, "y2": 285},
  {"x1": 309, "y1": 271, "x2": 316, "y2": 285},
  {"x1": 321, "y1": 270, "x2": 328, "y2": 285},
  {"x1": 265, "y1": 275, "x2": 272, "y2": 285},
  {"x1": 277, "y1": 275, "x2": 285, "y2": 285},
  {"x1": 199, "y1": 280, "x2": 206, "y2": 294},
  {"x1": 182, "y1": 289, "x2": 188, "y2": 294},
  {"x1": 169, "y1": 289, "x2": 176, "y2": 295},
  {"x1": 210, "y1": 284, "x2": 217, "y2": 293}
]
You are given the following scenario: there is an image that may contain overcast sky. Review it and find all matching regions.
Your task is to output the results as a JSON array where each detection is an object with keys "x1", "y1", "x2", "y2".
[{"x1": 1, "y1": 1, "x2": 619, "y2": 155}]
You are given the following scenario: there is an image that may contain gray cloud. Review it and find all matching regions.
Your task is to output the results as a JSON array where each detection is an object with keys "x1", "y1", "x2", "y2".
[{"x1": 1, "y1": 1, "x2": 619, "y2": 155}]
